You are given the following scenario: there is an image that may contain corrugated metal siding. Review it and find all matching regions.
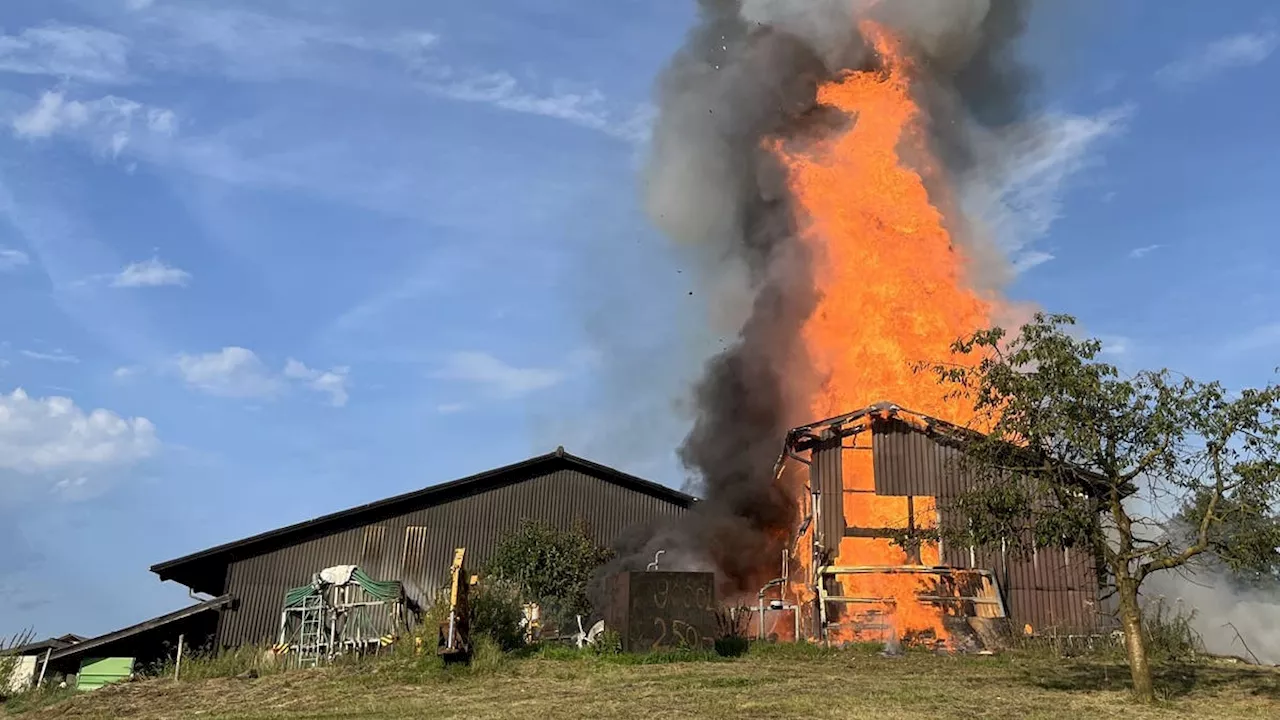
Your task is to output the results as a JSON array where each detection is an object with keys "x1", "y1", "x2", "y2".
[
  {"x1": 217, "y1": 467, "x2": 687, "y2": 647},
  {"x1": 810, "y1": 434, "x2": 843, "y2": 558},
  {"x1": 872, "y1": 421, "x2": 1103, "y2": 634},
  {"x1": 872, "y1": 419, "x2": 974, "y2": 498}
]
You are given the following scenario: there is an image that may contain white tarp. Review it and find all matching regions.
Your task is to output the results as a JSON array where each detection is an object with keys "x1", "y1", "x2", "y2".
[{"x1": 317, "y1": 565, "x2": 358, "y2": 586}]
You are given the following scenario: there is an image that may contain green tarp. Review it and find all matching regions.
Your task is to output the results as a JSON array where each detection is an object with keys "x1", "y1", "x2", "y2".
[
  {"x1": 282, "y1": 566, "x2": 401, "y2": 608},
  {"x1": 351, "y1": 568, "x2": 401, "y2": 602},
  {"x1": 283, "y1": 584, "x2": 318, "y2": 608}
]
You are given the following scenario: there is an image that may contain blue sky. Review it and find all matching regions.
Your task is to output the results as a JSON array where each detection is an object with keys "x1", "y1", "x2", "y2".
[{"x1": 0, "y1": 1, "x2": 1276, "y2": 638}]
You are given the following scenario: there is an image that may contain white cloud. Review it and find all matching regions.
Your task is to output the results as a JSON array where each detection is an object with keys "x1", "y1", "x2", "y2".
[
  {"x1": 175, "y1": 347, "x2": 283, "y2": 398},
  {"x1": 0, "y1": 387, "x2": 157, "y2": 474},
  {"x1": 11, "y1": 89, "x2": 177, "y2": 158},
  {"x1": 0, "y1": 24, "x2": 130, "y2": 83},
  {"x1": 176, "y1": 348, "x2": 351, "y2": 406},
  {"x1": 1129, "y1": 244, "x2": 1162, "y2": 259},
  {"x1": 436, "y1": 402, "x2": 467, "y2": 415},
  {"x1": 434, "y1": 351, "x2": 563, "y2": 399},
  {"x1": 283, "y1": 358, "x2": 350, "y2": 407},
  {"x1": 1157, "y1": 31, "x2": 1278, "y2": 88},
  {"x1": 111, "y1": 257, "x2": 191, "y2": 287},
  {"x1": 964, "y1": 105, "x2": 1133, "y2": 275},
  {"x1": 0, "y1": 248, "x2": 29, "y2": 271},
  {"x1": 126, "y1": 0, "x2": 157, "y2": 10},
  {"x1": 20, "y1": 349, "x2": 79, "y2": 364},
  {"x1": 113, "y1": 365, "x2": 144, "y2": 380}
]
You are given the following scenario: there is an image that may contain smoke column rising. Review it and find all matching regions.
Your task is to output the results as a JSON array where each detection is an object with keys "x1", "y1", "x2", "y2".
[{"x1": 604, "y1": 0, "x2": 1041, "y2": 594}]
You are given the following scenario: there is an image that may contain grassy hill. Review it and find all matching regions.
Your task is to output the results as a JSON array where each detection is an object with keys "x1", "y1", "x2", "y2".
[{"x1": 4, "y1": 644, "x2": 1277, "y2": 719}]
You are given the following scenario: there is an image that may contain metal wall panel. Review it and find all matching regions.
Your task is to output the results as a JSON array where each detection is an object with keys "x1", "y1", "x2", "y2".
[
  {"x1": 872, "y1": 421, "x2": 1103, "y2": 634},
  {"x1": 810, "y1": 434, "x2": 844, "y2": 559},
  {"x1": 217, "y1": 467, "x2": 687, "y2": 647},
  {"x1": 872, "y1": 419, "x2": 972, "y2": 497}
]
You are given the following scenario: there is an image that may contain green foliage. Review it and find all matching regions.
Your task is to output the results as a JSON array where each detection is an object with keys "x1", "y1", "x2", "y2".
[
  {"x1": 146, "y1": 644, "x2": 286, "y2": 681},
  {"x1": 1, "y1": 684, "x2": 76, "y2": 714},
  {"x1": 714, "y1": 636, "x2": 750, "y2": 658},
  {"x1": 469, "y1": 579, "x2": 526, "y2": 651},
  {"x1": 591, "y1": 629, "x2": 622, "y2": 656},
  {"x1": 484, "y1": 519, "x2": 614, "y2": 624},
  {"x1": 921, "y1": 312, "x2": 1280, "y2": 703},
  {"x1": 1142, "y1": 598, "x2": 1203, "y2": 663},
  {"x1": 922, "y1": 312, "x2": 1280, "y2": 583},
  {"x1": 467, "y1": 635, "x2": 508, "y2": 675},
  {"x1": 0, "y1": 629, "x2": 36, "y2": 700}
]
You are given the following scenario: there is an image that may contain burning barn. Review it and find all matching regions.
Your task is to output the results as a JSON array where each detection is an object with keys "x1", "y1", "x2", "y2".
[
  {"x1": 622, "y1": 1, "x2": 1114, "y2": 650},
  {"x1": 779, "y1": 402, "x2": 1106, "y2": 646}
]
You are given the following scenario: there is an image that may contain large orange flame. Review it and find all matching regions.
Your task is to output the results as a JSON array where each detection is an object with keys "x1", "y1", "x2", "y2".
[{"x1": 773, "y1": 23, "x2": 994, "y2": 643}]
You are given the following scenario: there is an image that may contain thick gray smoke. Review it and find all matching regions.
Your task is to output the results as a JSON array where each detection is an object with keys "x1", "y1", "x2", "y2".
[
  {"x1": 597, "y1": 0, "x2": 1039, "y2": 597},
  {"x1": 1145, "y1": 570, "x2": 1280, "y2": 665}
]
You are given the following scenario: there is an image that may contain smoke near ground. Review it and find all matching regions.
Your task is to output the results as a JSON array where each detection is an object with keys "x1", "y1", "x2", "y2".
[
  {"x1": 1146, "y1": 569, "x2": 1280, "y2": 665},
  {"x1": 593, "y1": 0, "x2": 1045, "y2": 596}
]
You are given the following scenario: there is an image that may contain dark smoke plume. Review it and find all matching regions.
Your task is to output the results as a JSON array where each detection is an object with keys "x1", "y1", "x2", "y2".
[{"x1": 595, "y1": 0, "x2": 1040, "y2": 600}]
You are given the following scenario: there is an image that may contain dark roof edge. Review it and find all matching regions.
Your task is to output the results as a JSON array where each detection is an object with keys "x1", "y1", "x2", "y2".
[
  {"x1": 151, "y1": 450, "x2": 696, "y2": 579},
  {"x1": 47, "y1": 595, "x2": 235, "y2": 662}
]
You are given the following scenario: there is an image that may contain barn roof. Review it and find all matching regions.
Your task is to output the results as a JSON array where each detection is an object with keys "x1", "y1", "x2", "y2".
[{"x1": 151, "y1": 448, "x2": 695, "y2": 593}]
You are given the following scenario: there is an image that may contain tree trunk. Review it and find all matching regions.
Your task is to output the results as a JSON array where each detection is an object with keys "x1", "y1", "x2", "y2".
[{"x1": 1117, "y1": 578, "x2": 1155, "y2": 703}]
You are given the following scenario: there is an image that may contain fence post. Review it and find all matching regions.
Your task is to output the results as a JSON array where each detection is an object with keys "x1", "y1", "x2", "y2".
[{"x1": 174, "y1": 634, "x2": 185, "y2": 681}]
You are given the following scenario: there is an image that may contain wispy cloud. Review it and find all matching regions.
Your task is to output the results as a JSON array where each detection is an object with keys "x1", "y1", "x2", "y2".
[
  {"x1": 20, "y1": 349, "x2": 80, "y2": 364},
  {"x1": 0, "y1": 248, "x2": 29, "y2": 271},
  {"x1": 1011, "y1": 251, "x2": 1055, "y2": 274},
  {"x1": 113, "y1": 365, "x2": 144, "y2": 380},
  {"x1": 119, "y1": 4, "x2": 648, "y2": 144},
  {"x1": 0, "y1": 24, "x2": 130, "y2": 84},
  {"x1": 175, "y1": 347, "x2": 351, "y2": 406},
  {"x1": 1129, "y1": 244, "x2": 1162, "y2": 259},
  {"x1": 436, "y1": 402, "x2": 467, "y2": 415},
  {"x1": 11, "y1": 90, "x2": 178, "y2": 158},
  {"x1": 1098, "y1": 335, "x2": 1133, "y2": 357},
  {"x1": 433, "y1": 351, "x2": 563, "y2": 399},
  {"x1": 420, "y1": 70, "x2": 653, "y2": 143},
  {"x1": 283, "y1": 359, "x2": 350, "y2": 407},
  {"x1": 1156, "y1": 30, "x2": 1278, "y2": 88},
  {"x1": 964, "y1": 105, "x2": 1133, "y2": 275},
  {"x1": 111, "y1": 257, "x2": 191, "y2": 288},
  {"x1": 1220, "y1": 322, "x2": 1280, "y2": 357}
]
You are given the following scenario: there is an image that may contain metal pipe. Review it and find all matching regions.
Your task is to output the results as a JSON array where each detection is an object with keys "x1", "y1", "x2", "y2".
[
  {"x1": 757, "y1": 579, "x2": 784, "y2": 635},
  {"x1": 646, "y1": 550, "x2": 665, "y2": 571},
  {"x1": 174, "y1": 634, "x2": 185, "y2": 681}
]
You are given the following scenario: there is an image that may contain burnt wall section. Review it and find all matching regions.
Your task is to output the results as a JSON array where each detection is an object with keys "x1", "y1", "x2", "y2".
[
  {"x1": 866, "y1": 419, "x2": 1103, "y2": 634},
  {"x1": 217, "y1": 468, "x2": 687, "y2": 647}
]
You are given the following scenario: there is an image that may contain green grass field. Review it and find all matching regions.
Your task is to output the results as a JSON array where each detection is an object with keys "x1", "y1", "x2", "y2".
[{"x1": 4, "y1": 644, "x2": 1278, "y2": 719}]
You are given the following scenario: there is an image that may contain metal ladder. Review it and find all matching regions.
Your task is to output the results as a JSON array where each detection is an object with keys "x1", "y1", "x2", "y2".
[{"x1": 297, "y1": 594, "x2": 326, "y2": 668}]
